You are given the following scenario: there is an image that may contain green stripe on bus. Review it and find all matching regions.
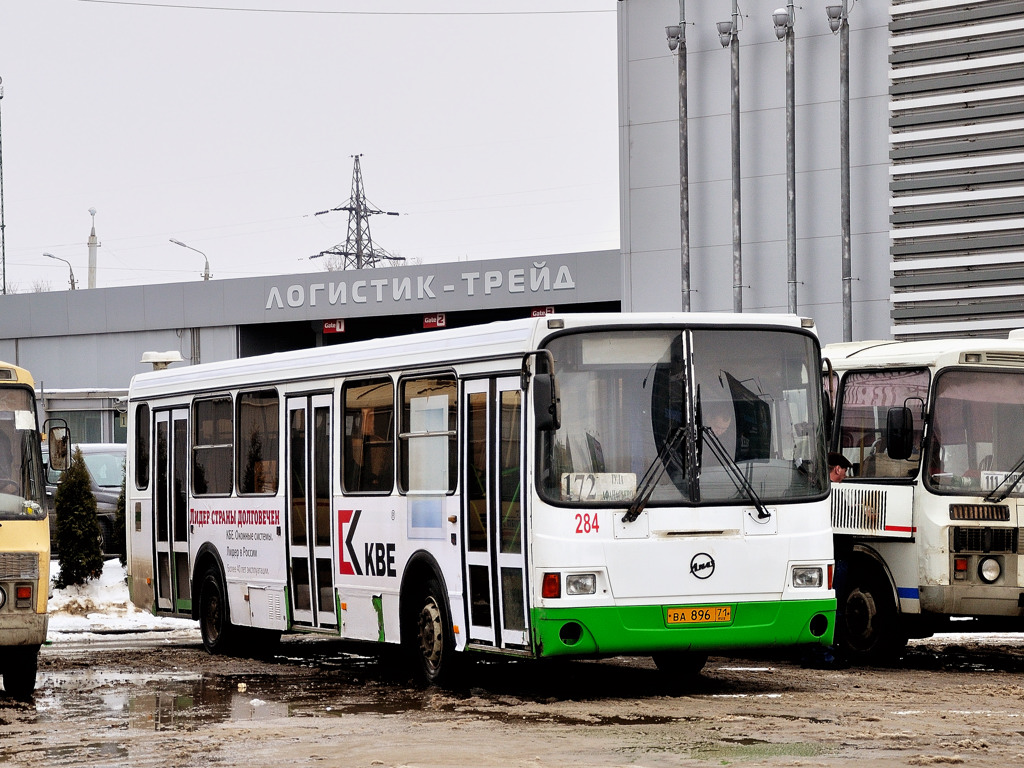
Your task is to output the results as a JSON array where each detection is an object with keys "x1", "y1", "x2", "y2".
[{"x1": 530, "y1": 599, "x2": 835, "y2": 657}]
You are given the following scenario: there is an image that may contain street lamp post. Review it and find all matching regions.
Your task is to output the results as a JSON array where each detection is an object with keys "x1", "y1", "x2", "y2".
[
  {"x1": 773, "y1": 3, "x2": 797, "y2": 315},
  {"x1": 827, "y1": 2, "x2": 853, "y2": 342},
  {"x1": 44, "y1": 253, "x2": 77, "y2": 290},
  {"x1": 717, "y1": 1, "x2": 742, "y2": 313},
  {"x1": 169, "y1": 238, "x2": 212, "y2": 281},
  {"x1": 666, "y1": 0, "x2": 690, "y2": 312}
]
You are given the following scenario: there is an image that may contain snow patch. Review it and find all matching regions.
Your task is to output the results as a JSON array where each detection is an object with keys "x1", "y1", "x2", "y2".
[{"x1": 47, "y1": 558, "x2": 198, "y2": 639}]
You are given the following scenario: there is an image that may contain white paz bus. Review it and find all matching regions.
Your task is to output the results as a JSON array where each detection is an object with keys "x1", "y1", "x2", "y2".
[
  {"x1": 826, "y1": 331, "x2": 1024, "y2": 661},
  {"x1": 126, "y1": 313, "x2": 835, "y2": 683}
]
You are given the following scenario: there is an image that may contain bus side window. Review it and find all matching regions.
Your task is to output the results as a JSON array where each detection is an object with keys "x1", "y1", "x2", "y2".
[
  {"x1": 343, "y1": 378, "x2": 394, "y2": 494},
  {"x1": 134, "y1": 404, "x2": 150, "y2": 489},
  {"x1": 237, "y1": 389, "x2": 280, "y2": 495},
  {"x1": 193, "y1": 396, "x2": 233, "y2": 496},
  {"x1": 399, "y1": 375, "x2": 457, "y2": 494}
]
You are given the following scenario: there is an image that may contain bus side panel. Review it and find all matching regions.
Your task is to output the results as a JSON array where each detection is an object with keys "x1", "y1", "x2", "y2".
[
  {"x1": 189, "y1": 499, "x2": 289, "y2": 631},
  {"x1": 334, "y1": 493, "x2": 465, "y2": 648}
]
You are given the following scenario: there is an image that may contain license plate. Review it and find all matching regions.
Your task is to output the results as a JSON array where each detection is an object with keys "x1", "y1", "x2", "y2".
[{"x1": 666, "y1": 605, "x2": 732, "y2": 625}]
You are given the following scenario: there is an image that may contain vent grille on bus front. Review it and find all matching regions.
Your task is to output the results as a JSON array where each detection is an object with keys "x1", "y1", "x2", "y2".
[
  {"x1": 0, "y1": 553, "x2": 39, "y2": 580},
  {"x1": 832, "y1": 487, "x2": 886, "y2": 532},
  {"x1": 978, "y1": 352, "x2": 1024, "y2": 367},
  {"x1": 949, "y1": 504, "x2": 1010, "y2": 522},
  {"x1": 951, "y1": 526, "x2": 1018, "y2": 554}
]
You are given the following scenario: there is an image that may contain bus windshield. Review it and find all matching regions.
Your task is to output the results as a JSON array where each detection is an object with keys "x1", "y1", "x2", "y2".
[
  {"x1": 539, "y1": 327, "x2": 827, "y2": 506},
  {"x1": 0, "y1": 387, "x2": 46, "y2": 519},
  {"x1": 928, "y1": 369, "x2": 1024, "y2": 497}
]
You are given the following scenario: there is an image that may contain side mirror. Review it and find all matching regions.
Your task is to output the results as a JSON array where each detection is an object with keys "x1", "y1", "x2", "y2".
[
  {"x1": 46, "y1": 423, "x2": 70, "y2": 472},
  {"x1": 886, "y1": 406, "x2": 914, "y2": 461},
  {"x1": 533, "y1": 373, "x2": 561, "y2": 431}
]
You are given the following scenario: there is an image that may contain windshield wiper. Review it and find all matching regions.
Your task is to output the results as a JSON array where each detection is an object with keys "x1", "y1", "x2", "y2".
[
  {"x1": 623, "y1": 426, "x2": 686, "y2": 523},
  {"x1": 983, "y1": 452, "x2": 1024, "y2": 503},
  {"x1": 700, "y1": 426, "x2": 772, "y2": 521}
]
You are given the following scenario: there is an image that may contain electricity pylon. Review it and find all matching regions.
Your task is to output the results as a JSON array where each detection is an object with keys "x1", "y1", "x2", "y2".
[{"x1": 310, "y1": 154, "x2": 403, "y2": 270}]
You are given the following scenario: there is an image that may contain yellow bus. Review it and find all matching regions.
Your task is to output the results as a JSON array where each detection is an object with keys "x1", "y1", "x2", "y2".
[{"x1": 0, "y1": 360, "x2": 65, "y2": 699}]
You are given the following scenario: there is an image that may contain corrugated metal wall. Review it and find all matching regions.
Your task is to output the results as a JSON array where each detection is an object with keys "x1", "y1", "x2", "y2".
[{"x1": 888, "y1": 0, "x2": 1024, "y2": 339}]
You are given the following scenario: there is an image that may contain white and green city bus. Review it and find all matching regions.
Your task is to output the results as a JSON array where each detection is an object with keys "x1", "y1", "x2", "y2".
[
  {"x1": 826, "y1": 332, "x2": 1024, "y2": 661},
  {"x1": 126, "y1": 313, "x2": 834, "y2": 682}
]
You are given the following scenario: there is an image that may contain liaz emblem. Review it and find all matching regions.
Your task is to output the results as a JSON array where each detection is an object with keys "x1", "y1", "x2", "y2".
[{"x1": 690, "y1": 552, "x2": 715, "y2": 580}]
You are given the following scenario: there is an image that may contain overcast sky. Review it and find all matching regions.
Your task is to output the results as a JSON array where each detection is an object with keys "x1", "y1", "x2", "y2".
[{"x1": 0, "y1": 0, "x2": 619, "y2": 292}]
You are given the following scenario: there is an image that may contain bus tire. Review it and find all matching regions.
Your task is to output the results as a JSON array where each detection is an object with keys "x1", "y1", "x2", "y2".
[
  {"x1": 406, "y1": 576, "x2": 459, "y2": 686},
  {"x1": 198, "y1": 564, "x2": 236, "y2": 655},
  {"x1": 2, "y1": 645, "x2": 39, "y2": 700},
  {"x1": 837, "y1": 568, "x2": 906, "y2": 664},
  {"x1": 652, "y1": 651, "x2": 708, "y2": 680}
]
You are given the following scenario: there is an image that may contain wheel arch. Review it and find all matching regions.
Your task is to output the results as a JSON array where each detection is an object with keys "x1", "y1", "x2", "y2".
[
  {"x1": 847, "y1": 542, "x2": 902, "y2": 615},
  {"x1": 191, "y1": 543, "x2": 227, "y2": 622},
  {"x1": 398, "y1": 551, "x2": 451, "y2": 644}
]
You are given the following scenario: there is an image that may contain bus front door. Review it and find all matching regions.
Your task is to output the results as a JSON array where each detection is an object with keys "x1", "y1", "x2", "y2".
[
  {"x1": 286, "y1": 394, "x2": 336, "y2": 629},
  {"x1": 462, "y1": 377, "x2": 528, "y2": 650},
  {"x1": 153, "y1": 408, "x2": 191, "y2": 613}
]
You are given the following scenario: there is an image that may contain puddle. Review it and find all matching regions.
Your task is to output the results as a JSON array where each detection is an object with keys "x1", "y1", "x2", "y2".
[
  {"x1": 29, "y1": 665, "x2": 440, "y2": 732},
  {"x1": 689, "y1": 737, "x2": 834, "y2": 760},
  {"x1": 33, "y1": 671, "x2": 292, "y2": 730}
]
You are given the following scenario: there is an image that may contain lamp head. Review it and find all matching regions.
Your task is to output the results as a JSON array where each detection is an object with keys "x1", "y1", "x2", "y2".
[
  {"x1": 716, "y1": 20, "x2": 734, "y2": 47},
  {"x1": 826, "y1": 5, "x2": 844, "y2": 33},
  {"x1": 773, "y1": 8, "x2": 791, "y2": 39},
  {"x1": 665, "y1": 25, "x2": 681, "y2": 51}
]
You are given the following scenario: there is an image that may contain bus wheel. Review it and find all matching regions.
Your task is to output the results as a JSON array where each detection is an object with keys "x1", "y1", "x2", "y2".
[
  {"x1": 652, "y1": 651, "x2": 708, "y2": 680},
  {"x1": 408, "y1": 577, "x2": 457, "y2": 686},
  {"x1": 2, "y1": 645, "x2": 39, "y2": 700},
  {"x1": 838, "y1": 572, "x2": 906, "y2": 664},
  {"x1": 198, "y1": 565, "x2": 235, "y2": 655}
]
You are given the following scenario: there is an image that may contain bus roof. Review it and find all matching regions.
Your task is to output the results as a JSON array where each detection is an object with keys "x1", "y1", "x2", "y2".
[
  {"x1": 824, "y1": 333, "x2": 1024, "y2": 371},
  {"x1": 0, "y1": 359, "x2": 36, "y2": 388},
  {"x1": 129, "y1": 312, "x2": 815, "y2": 401}
]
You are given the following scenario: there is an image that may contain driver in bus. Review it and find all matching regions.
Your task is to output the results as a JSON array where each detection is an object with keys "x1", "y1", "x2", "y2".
[{"x1": 0, "y1": 430, "x2": 19, "y2": 495}]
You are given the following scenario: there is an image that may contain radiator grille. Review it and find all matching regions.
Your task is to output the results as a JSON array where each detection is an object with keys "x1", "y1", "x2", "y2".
[
  {"x1": 949, "y1": 504, "x2": 1010, "y2": 522},
  {"x1": 951, "y1": 526, "x2": 1018, "y2": 554},
  {"x1": 832, "y1": 487, "x2": 886, "y2": 532},
  {"x1": 0, "y1": 553, "x2": 39, "y2": 581}
]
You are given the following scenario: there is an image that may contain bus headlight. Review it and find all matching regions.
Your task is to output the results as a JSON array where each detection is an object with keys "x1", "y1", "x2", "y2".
[
  {"x1": 792, "y1": 566, "x2": 823, "y2": 588},
  {"x1": 978, "y1": 557, "x2": 1001, "y2": 584},
  {"x1": 565, "y1": 573, "x2": 597, "y2": 595},
  {"x1": 0, "y1": 586, "x2": 6, "y2": 610}
]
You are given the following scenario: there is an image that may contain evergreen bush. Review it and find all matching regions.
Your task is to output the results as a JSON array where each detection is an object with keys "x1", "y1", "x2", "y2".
[{"x1": 54, "y1": 447, "x2": 104, "y2": 587}]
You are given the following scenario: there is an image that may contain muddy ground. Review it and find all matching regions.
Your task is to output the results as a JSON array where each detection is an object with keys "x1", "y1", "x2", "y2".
[{"x1": 2, "y1": 634, "x2": 1024, "y2": 767}]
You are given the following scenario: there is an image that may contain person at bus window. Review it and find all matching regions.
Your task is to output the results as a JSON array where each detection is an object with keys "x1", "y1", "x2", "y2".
[
  {"x1": 828, "y1": 452, "x2": 852, "y2": 483},
  {"x1": 0, "y1": 430, "x2": 19, "y2": 494},
  {"x1": 703, "y1": 399, "x2": 736, "y2": 458}
]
